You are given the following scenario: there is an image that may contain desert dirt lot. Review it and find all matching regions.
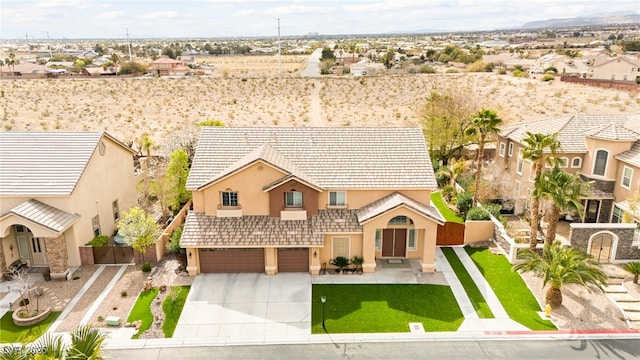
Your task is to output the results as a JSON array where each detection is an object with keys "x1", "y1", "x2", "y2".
[{"x1": 1, "y1": 65, "x2": 637, "y2": 150}]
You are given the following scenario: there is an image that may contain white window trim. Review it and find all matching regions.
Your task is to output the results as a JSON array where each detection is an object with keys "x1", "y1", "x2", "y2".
[
  {"x1": 375, "y1": 229, "x2": 381, "y2": 250},
  {"x1": 508, "y1": 143, "x2": 514, "y2": 157},
  {"x1": 221, "y1": 191, "x2": 239, "y2": 207},
  {"x1": 611, "y1": 205, "x2": 624, "y2": 223},
  {"x1": 285, "y1": 191, "x2": 303, "y2": 207},
  {"x1": 328, "y1": 190, "x2": 347, "y2": 208},
  {"x1": 331, "y1": 236, "x2": 351, "y2": 259},
  {"x1": 621, "y1": 166, "x2": 633, "y2": 189},
  {"x1": 499, "y1": 142, "x2": 505, "y2": 157},
  {"x1": 592, "y1": 149, "x2": 609, "y2": 177},
  {"x1": 571, "y1": 157, "x2": 582, "y2": 168}
]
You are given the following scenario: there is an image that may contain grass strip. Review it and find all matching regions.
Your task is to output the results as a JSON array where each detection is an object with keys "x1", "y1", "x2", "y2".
[
  {"x1": 431, "y1": 191, "x2": 464, "y2": 223},
  {"x1": 126, "y1": 288, "x2": 159, "y2": 339},
  {"x1": 0, "y1": 311, "x2": 61, "y2": 343},
  {"x1": 441, "y1": 247, "x2": 494, "y2": 318},
  {"x1": 161, "y1": 286, "x2": 190, "y2": 338}
]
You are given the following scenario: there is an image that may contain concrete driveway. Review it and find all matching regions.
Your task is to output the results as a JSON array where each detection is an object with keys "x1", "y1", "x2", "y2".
[{"x1": 173, "y1": 273, "x2": 311, "y2": 340}]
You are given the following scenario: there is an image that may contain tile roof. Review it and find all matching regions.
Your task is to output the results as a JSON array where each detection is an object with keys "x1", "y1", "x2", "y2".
[
  {"x1": 312, "y1": 209, "x2": 362, "y2": 233},
  {"x1": 616, "y1": 141, "x2": 640, "y2": 168},
  {"x1": 187, "y1": 127, "x2": 436, "y2": 190},
  {"x1": 0, "y1": 199, "x2": 79, "y2": 233},
  {"x1": 0, "y1": 132, "x2": 131, "y2": 196},
  {"x1": 500, "y1": 114, "x2": 640, "y2": 153},
  {"x1": 356, "y1": 192, "x2": 444, "y2": 224},
  {"x1": 180, "y1": 212, "x2": 324, "y2": 247}
]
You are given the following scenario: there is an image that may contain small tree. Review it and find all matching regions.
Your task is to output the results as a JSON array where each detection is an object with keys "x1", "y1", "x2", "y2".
[
  {"x1": 624, "y1": 262, "x2": 640, "y2": 284},
  {"x1": 331, "y1": 256, "x2": 350, "y2": 273},
  {"x1": 167, "y1": 149, "x2": 191, "y2": 211},
  {"x1": 117, "y1": 206, "x2": 160, "y2": 264}
]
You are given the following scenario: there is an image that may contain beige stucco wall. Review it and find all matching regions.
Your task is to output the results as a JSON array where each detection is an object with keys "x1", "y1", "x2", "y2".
[
  {"x1": 614, "y1": 162, "x2": 640, "y2": 203},
  {"x1": 591, "y1": 58, "x2": 639, "y2": 81},
  {"x1": 583, "y1": 137, "x2": 634, "y2": 180},
  {"x1": 0, "y1": 135, "x2": 138, "y2": 268},
  {"x1": 317, "y1": 234, "x2": 363, "y2": 270},
  {"x1": 317, "y1": 189, "x2": 432, "y2": 209},
  {"x1": 196, "y1": 161, "x2": 286, "y2": 215},
  {"x1": 464, "y1": 220, "x2": 494, "y2": 244}
]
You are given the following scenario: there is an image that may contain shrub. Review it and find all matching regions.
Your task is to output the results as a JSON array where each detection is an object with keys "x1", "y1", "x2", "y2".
[
  {"x1": 482, "y1": 203, "x2": 502, "y2": 219},
  {"x1": 141, "y1": 262, "x2": 152, "y2": 273},
  {"x1": 167, "y1": 225, "x2": 185, "y2": 254},
  {"x1": 468, "y1": 61, "x2": 491, "y2": 73},
  {"x1": 420, "y1": 65, "x2": 435, "y2": 74},
  {"x1": 455, "y1": 191, "x2": 473, "y2": 218},
  {"x1": 118, "y1": 61, "x2": 147, "y2": 75},
  {"x1": 541, "y1": 73, "x2": 555, "y2": 82},
  {"x1": 97, "y1": 315, "x2": 104, "y2": 322},
  {"x1": 466, "y1": 207, "x2": 490, "y2": 220},
  {"x1": 544, "y1": 66, "x2": 558, "y2": 73},
  {"x1": 497, "y1": 68, "x2": 507, "y2": 75},
  {"x1": 86, "y1": 235, "x2": 109, "y2": 247},
  {"x1": 120, "y1": 290, "x2": 128, "y2": 297},
  {"x1": 441, "y1": 185, "x2": 456, "y2": 202},
  {"x1": 512, "y1": 69, "x2": 527, "y2": 78}
]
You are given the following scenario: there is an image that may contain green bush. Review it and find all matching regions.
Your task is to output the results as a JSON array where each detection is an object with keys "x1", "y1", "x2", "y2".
[
  {"x1": 466, "y1": 207, "x2": 490, "y2": 220},
  {"x1": 482, "y1": 203, "x2": 502, "y2": 219},
  {"x1": 497, "y1": 68, "x2": 507, "y2": 75},
  {"x1": 544, "y1": 66, "x2": 558, "y2": 73},
  {"x1": 420, "y1": 65, "x2": 435, "y2": 74},
  {"x1": 119, "y1": 61, "x2": 147, "y2": 75},
  {"x1": 441, "y1": 185, "x2": 456, "y2": 202},
  {"x1": 141, "y1": 262, "x2": 152, "y2": 272},
  {"x1": 455, "y1": 191, "x2": 473, "y2": 218},
  {"x1": 541, "y1": 73, "x2": 555, "y2": 82},
  {"x1": 512, "y1": 69, "x2": 528, "y2": 78},
  {"x1": 86, "y1": 235, "x2": 109, "y2": 247},
  {"x1": 167, "y1": 225, "x2": 185, "y2": 254}
]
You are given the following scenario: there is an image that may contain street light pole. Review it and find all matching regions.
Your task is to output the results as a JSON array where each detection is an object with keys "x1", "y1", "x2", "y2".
[{"x1": 321, "y1": 296, "x2": 326, "y2": 330}]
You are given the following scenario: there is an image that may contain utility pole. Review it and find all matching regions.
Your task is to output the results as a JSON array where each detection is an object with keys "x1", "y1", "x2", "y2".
[
  {"x1": 126, "y1": 28, "x2": 132, "y2": 61},
  {"x1": 46, "y1": 31, "x2": 52, "y2": 58},
  {"x1": 277, "y1": 18, "x2": 282, "y2": 78}
]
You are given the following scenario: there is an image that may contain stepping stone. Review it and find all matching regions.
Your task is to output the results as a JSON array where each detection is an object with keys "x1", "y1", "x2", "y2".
[
  {"x1": 609, "y1": 293, "x2": 638, "y2": 302},
  {"x1": 627, "y1": 313, "x2": 640, "y2": 321},
  {"x1": 606, "y1": 278, "x2": 624, "y2": 285},
  {"x1": 619, "y1": 302, "x2": 640, "y2": 312},
  {"x1": 604, "y1": 285, "x2": 627, "y2": 293}
]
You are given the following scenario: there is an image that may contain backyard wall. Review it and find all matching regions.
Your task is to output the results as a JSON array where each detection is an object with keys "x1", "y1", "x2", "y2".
[
  {"x1": 464, "y1": 220, "x2": 494, "y2": 245},
  {"x1": 569, "y1": 223, "x2": 639, "y2": 263},
  {"x1": 155, "y1": 199, "x2": 192, "y2": 262}
]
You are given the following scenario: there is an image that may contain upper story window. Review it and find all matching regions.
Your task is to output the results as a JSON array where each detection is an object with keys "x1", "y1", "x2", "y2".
[
  {"x1": 499, "y1": 143, "x2": 505, "y2": 157},
  {"x1": 593, "y1": 150, "x2": 608, "y2": 176},
  {"x1": 516, "y1": 149, "x2": 524, "y2": 175},
  {"x1": 508, "y1": 143, "x2": 514, "y2": 157},
  {"x1": 221, "y1": 191, "x2": 238, "y2": 207},
  {"x1": 611, "y1": 206, "x2": 624, "y2": 223},
  {"x1": 622, "y1": 166, "x2": 633, "y2": 189},
  {"x1": 285, "y1": 191, "x2": 303, "y2": 207},
  {"x1": 571, "y1": 157, "x2": 582, "y2": 168},
  {"x1": 329, "y1": 191, "x2": 346, "y2": 207},
  {"x1": 112, "y1": 199, "x2": 120, "y2": 222},
  {"x1": 388, "y1": 215, "x2": 413, "y2": 225}
]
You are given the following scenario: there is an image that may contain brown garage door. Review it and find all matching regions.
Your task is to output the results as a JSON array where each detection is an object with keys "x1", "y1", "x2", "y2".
[
  {"x1": 278, "y1": 248, "x2": 309, "y2": 272},
  {"x1": 199, "y1": 248, "x2": 265, "y2": 273}
]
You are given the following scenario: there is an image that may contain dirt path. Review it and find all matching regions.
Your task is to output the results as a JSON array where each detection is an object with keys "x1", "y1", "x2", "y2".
[{"x1": 309, "y1": 79, "x2": 324, "y2": 126}]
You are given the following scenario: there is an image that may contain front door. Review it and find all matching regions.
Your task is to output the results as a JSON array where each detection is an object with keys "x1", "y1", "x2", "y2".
[
  {"x1": 382, "y1": 229, "x2": 407, "y2": 257},
  {"x1": 31, "y1": 237, "x2": 48, "y2": 266},
  {"x1": 585, "y1": 200, "x2": 600, "y2": 223}
]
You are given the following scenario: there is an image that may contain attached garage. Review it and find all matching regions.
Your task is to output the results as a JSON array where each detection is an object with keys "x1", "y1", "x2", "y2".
[
  {"x1": 277, "y1": 248, "x2": 309, "y2": 272},
  {"x1": 199, "y1": 248, "x2": 265, "y2": 273}
]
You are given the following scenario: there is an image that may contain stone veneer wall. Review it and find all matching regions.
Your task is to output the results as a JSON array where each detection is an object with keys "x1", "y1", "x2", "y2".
[
  {"x1": 44, "y1": 235, "x2": 69, "y2": 279},
  {"x1": 569, "y1": 223, "x2": 639, "y2": 262}
]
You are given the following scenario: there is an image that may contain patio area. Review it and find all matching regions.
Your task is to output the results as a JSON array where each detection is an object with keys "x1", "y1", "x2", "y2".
[
  {"x1": 311, "y1": 259, "x2": 448, "y2": 285},
  {"x1": 504, "y1": 215, "x2": 572, "y2": 245}
]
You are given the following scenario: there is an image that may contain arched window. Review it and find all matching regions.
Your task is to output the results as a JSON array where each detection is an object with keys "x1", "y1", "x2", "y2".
[
  {"x1": 388, "y1": 216, "x2": 413, "y2": 225},
  {"x1": 571, "y1": 157, "x2": 582, "y2": 168},
  {"x1": 592, "y1": 150, "x2": 608, "y2": 176}
]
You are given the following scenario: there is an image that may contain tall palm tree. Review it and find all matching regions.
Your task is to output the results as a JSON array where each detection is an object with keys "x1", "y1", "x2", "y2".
[
  {"x1": 3, "y1": 324, "x2": 105, "y2": 359},
  {"x1": 534, "y1": 166, "x2": 590, "y2": 247},
  {"x1": 513, "y1": 242, "x2": 607, "y2": 307},
  {"x1": 465, "y1": 109, "x2": 502, "y2": 203},
  {"x1": 521, "y1": 132, "x2": 560, "y2": 251}
]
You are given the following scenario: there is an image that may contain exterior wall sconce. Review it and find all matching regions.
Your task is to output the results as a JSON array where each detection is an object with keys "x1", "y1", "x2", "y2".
[
  {"x1": 188, "y1": 251, "x2": 192, "y2": 258},
  {"x1": 313, "y1": 251, "x2": 317, "y2": 258}
]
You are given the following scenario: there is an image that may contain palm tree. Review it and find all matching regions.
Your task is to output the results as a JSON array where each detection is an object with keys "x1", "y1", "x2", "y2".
[
  {"x1": 465, "y1": 109, "x2": 502, "y2": 203},
  {"x1": 513, "y1": 242, "x2": 607, "y2": 307},
  {"x1": 437, "y1": 157, "x2": 468, "y2": 188},
  {"x1": 5, "y1": 52, "x2": 19, "y2": 75},
  {"x1": 521, "y1": 132, "x2": 560, "y2": 251},
  {"x1": 534, "y1": 166, "x2": 590, "y2": 247},
  {"x1": 4, "y1": 324, "x2": 105, "y2": 359},
  {"x1": 624, "y1": 262, "x2": 640, "y2": 284}
]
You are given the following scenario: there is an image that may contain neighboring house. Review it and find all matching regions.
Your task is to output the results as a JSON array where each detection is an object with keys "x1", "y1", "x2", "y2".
[
  {"x1": 590, "y1": 55, "x2": 640, "y2": 82},
  {"x1": 81, "y1": 66, "x2": 117, "y2": 77},
  {"x1": 495, "y1": 114, "x2": 640, "y2": 228},
  {"x1": 181, "y1": 127, "x2": 444, "y2": 275},
  {"x1": 151, "y1": 57, "x2": 189, "y2": 76},
  {"x1": 0, "y1": 132, "x2": 138, "y2": 280}
]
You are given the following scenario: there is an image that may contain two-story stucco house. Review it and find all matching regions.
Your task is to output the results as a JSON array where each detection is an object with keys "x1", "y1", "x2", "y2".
[
  {"x1": 0, "y1": 132, "x2": 138, "y2": 280},
  {"x1": 495, "y1": 114, "x2": 640, "y2": 248},
  {"x1": 181, "y1": 127, "x2": 445, "y2": 275}
]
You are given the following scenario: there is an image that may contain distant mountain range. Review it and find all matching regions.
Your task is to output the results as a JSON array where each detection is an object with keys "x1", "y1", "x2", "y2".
[{"x1": 521, "y1": 12, "x2": 640, "y2": 29}]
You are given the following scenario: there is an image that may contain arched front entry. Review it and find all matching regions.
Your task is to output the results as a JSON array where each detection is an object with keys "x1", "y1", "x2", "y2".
[
  {"x1": 588, "y1": 232, "x2": 615, "y2": 263},
  {"x1": 10, "y1": 224, "x2": 48, "y2": 267},
  {"x1": 381, "y1": 215, "x2": 414, "y2": 258}
]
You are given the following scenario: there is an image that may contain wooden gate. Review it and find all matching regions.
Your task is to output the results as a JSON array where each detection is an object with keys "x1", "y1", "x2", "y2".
[{"x1": 436, "y1": 222, "x2": 465, "y2": 246}]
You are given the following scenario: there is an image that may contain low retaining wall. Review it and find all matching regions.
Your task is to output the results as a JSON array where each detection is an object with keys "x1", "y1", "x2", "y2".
[{"x1": 12, "y1": 307, "x2": 52, "y2": 327}]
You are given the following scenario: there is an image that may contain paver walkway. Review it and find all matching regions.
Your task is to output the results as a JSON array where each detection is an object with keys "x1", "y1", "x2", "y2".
[{"x1": 602, "y1": 265, "x2": 640, "y2": 329}]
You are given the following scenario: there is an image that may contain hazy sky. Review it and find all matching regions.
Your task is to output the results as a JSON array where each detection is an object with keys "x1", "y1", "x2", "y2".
[{"x1": 2, "y1": 0, "x2": 638, "y2": 39}]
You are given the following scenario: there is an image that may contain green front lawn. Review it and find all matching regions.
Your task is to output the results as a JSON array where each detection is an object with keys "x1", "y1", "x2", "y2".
[
  {"x1": 431, "y1": 192, "x2": 464, "y2": 223},
  {"x1": 311, "y1": 284, "x2": 463, "y2": 333},
  {"x1": 465, "y1": 247, "x2": 556, "y2": 331},
  {"x1": 126, "y1": 288, "x2": 159, "y2": 339},
  {"x1": 441, "y1": 247, "x2": 494, "y2": 318},
  {"x1": 162, "y1": 286, "x2": 190, "y2": 338},
  {"x1": 0, "y1": 311, "x2": 61, "y2": 343}
]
